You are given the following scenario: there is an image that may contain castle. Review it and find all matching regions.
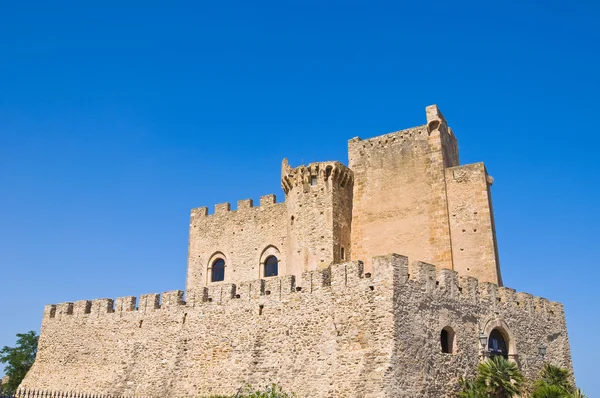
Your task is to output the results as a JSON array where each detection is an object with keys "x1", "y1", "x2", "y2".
[{"x1": 19, "y1": 106, "x2": 572, "y2": 397}]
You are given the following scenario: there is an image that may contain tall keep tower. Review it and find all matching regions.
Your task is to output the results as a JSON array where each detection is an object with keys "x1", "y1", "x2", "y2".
[
  {"x1": 281, "y1": 159, "x2": 353, "y2": 278},
  {"x1": 348, "y1": 105, "x2": 502, "y2": 285}
]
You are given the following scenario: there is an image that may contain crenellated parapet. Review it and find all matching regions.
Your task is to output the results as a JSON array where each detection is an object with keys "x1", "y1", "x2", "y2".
[
  {"x1": 280, "y1": 158, "x2": 353, "y2": 195},
  {"x1": 190, "y1": 193, "x2": 279, "y2": 220},
  {"x1": 42, "y1": 255, "x2": 563, "y2": 322},
  {"x1": 44, "y1": 291, "x2": 185, "y2": 320},
  {"x1": 348, "y1": 125, "x2": 429, "y2": 150}
]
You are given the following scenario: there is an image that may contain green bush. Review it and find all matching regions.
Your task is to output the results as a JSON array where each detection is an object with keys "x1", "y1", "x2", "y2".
[
  {"x1": 529, "y1": 364, "x2": 587, "y2": 398},
  {"x1": 458, "y1": 360, "x2": 588, "y2": 398},
  {"x1": 0, "y1": 331, "x2": 39, "y2": 395},
  {"x1": 200, "y1": 383, "x2": 295, "y2": 398},
  {"x1": 458, "y1": 356, "x2": 523, "y2": 398}
]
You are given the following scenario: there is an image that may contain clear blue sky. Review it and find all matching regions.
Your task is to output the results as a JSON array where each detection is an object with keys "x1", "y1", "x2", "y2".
[{"x1": 1, "y1": 0, "x2": 598, "y2": 395}]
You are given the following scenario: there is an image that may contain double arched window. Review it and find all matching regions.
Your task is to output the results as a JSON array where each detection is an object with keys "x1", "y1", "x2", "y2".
[{"x1": 206, "y1": 247, "x2": 283, "y2": 283}]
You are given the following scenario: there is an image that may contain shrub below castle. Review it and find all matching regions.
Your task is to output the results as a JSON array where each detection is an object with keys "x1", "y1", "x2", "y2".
[
  {"x1": 202, "y1": 383, "x2": 295, "y2": 398},
  {"x1": 458, "y1": 358, "x2": 586, "y2": 398}
]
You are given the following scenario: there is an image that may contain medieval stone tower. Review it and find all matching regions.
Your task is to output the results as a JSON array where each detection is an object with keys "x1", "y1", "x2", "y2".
[
  {"x1": 19, "y1": 105, "x2": 572, "y2": 398},
  {"x1": 281, "y1": 160, "x2": 353, "y2": 276},
  {"x1": 349, "y1": 105, "x2": 501, "y2": 284}
]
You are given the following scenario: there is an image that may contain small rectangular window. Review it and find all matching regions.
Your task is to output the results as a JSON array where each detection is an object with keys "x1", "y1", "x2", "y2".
[
  {"x1": 341, "y1": 247, "x2": 345, "y2": 260},
  {"x1": 311, "y1": 176, "x2": 317, "y2": 186}
]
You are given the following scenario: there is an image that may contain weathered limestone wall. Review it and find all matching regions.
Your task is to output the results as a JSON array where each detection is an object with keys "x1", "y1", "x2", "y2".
[
  {"x1": 348, "y1": 105, "x2": 501, "y2": 284},
  {"x1": 446, "y1": 163, "x2": 502, "y2": 285},
  {"x1": 186, "y1": 194, "x2": 288, "y2": 295},
  {"x1": 348, "y1": 123, "x2": 455, "y2": 272},
  {"x1": 331, "y1": 168, "x2": 353, "y2": 264},
  {"x1": 21, "y1": 255, "x2": 571, "y2": 398},
  {"x1": 383, "y1": 255, "x2": 570, "y2": 396}
]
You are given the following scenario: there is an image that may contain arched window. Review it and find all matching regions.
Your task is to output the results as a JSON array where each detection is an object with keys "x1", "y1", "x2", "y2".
[
  {"x1": 259, "y1": 245, "x2": 283, "y2": 279},
  {"x1": 211, "y1": 258, "x2": 225, "y2": 282},
  {"x1": 440, "y1": 326, "x2": 455, "y2": 354},
  {"x1": 488, "y1": 328, "x2": 508, "y2": 359},
  {"x1": 264, "y1": 255, "x2": 278, "y2": 277}
]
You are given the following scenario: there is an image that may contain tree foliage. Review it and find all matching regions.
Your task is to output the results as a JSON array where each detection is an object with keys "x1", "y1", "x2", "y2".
[
  {"x1": 477, "y1": 356, "x2": 524, "y2": 398},
  {"x1": 203, "y1": 383, "x2": 295, "y2": 398},
  {"x1": 458, "y1": 377, "x2": 487, "y2": 398},
  {"x1": 530, "y1": 363, "x2": 587, "y2": 398},
  {"x1": 458, "y1": 356, "x2": 523, "y2": 398},
  {"x1": 458, "y1": 359, "x2": 588, "y2": 398},
  {"x1": 532, "y1": 363, "x2": 573, "y2": 395},
  {"x1": 531, "y1": 384, "x2": 572, "y2": 398},
  {"x1": 236, "y1": 384, "x2": 295, "y2": 398},
  {"x1": 0, "y1": 331, "x2": 39, "y2": 395}
]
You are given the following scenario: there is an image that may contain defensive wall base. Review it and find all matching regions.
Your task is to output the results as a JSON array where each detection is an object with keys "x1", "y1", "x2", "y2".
[{"x1": 19, "y1": 254, "x2": 571, "y2": 398}]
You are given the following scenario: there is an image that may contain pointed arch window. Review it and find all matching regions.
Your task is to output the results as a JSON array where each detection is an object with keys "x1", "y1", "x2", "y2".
[{"x1": 488, "y1": 329, "x2": 508, "y2": 359}]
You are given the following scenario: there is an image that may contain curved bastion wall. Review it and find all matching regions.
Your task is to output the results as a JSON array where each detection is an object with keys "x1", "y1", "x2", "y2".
[{"x1": 20, "y1": 255, "x2": 571, "y2": 398}]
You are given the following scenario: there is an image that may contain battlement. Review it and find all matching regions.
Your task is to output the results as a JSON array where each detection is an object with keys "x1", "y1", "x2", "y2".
[
  {"x1": 280, "y1": 158, "x2": 353, "y2": 195},
  {"x1": 43, "y1": 255, "x2": 562, "y2": 321},
  {"x1": 348, "y1": 125, "x2": 429, "y2": 149},
  {"x1": 347, "y1": 105, "x2": 454, "y2": 144},
  {"x1": 190, "y1": 194, "x2": 280, "y2": 219},
  {"x1": 346, "y1": 104, "x2": 456, "y2": 150},
  {"x1": 44, "y1": 291, "x2": 185, "y2": 319}
]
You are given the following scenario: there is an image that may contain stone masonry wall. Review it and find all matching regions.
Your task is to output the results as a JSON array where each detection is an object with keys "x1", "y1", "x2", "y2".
[
  {"x1": 382, "y1": 255, "x2": 570, "y2": 396},
  {"x1": 446, "y1": 163, "x2": 503, "y2": 285},
  {"x1": 21, "y1": 255, "x2": 571, "y2": 398},
  {"x1": 348, "y1": 105, "x2": 501, "y2": 284},
  {"x1": 348, "y1": 123, "x2": 455, "y2": 273}
]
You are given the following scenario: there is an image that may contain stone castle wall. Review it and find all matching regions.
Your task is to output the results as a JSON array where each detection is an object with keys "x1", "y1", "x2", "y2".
[
  {"x1": 20, "y1": 255, "x2": 571, "y2": 398},
  {"x1": 445, "y1": 163, "x2": 502, "y2": 285}
]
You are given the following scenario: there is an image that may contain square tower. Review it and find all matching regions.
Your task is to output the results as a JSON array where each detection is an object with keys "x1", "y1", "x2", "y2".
[{"x1": 348, "y1": 105, "x2": 502, "y2": 285}]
